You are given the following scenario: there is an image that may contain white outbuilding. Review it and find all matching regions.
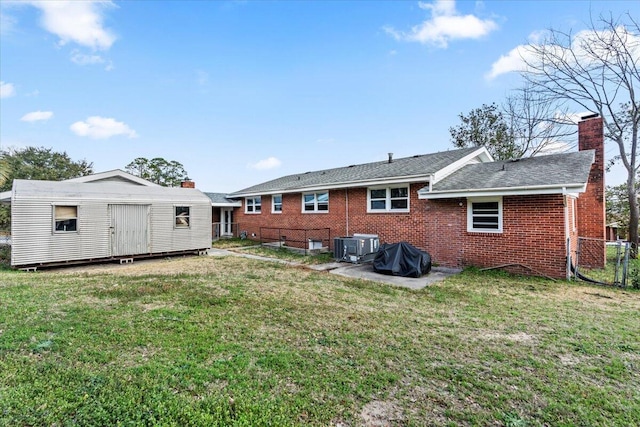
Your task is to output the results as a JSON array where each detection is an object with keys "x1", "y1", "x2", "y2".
[{"x1": 7, "y1": 171, "x2": 212, "y2": 269}]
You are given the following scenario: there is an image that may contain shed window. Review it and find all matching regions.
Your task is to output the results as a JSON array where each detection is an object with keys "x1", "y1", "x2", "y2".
[
  {"x1": 245, "y1": 197, "x2": 261, "y2": 213},
  {"x1": 303, "y1": 192, "x2": 328, "y2": 212},
  {"x1": 272, "y1": 194, "x2": 282, "y2": 213},
  {"x1": 175, "y1": 206, "x2": 190, "y2": 228},
  {"x1": 368, "y1": 186, "x2": 409, "y2": 212},
  {"x1": 54, "y1": 205, "x2": 78, "y2": 232},
  {"x1": 467, "y1": 198, "x2": 502, "y2": 233}
]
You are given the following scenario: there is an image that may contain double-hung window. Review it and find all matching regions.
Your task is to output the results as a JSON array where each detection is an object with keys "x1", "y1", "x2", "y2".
[
  {"x1": 272, "y1": 194, "x2": 282, "y2": 213},
  {"x1": 245, "y1": 196, "x2": 261, "y2": 214},
  {"x1": 467, "y1": 198, "x2": 502, "y2": 233},
  {"x1": 175, "y1": 206, "x2": 190, "y2": 228},
  {"x1": 368, "y1": 186, "x2": 409, "y2": 212},
  {"x1": 54, "y1": 205, "x2": 78, "y2": 232},
  {"x1": 303, "y1": 192, "x2": 328, "y2": 212}
]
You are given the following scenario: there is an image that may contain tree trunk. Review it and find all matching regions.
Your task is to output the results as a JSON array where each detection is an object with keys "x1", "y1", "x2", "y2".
[{"x1": 627, "y1": 176, "x2": 639, "y2": 258}]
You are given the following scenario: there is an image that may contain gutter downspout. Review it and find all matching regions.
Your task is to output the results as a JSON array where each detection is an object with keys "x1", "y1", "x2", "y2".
[
  {"x1": 562, "y1": 187, "x2": 571, "y2": 280},
  {"x1": 345, "y1": 188, "x2": 349, "y2": 236}
]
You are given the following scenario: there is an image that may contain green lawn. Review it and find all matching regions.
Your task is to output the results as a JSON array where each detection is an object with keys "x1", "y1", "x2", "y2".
[{"x1": 1, "y1": 256, "x2": 638, "y2": 426}]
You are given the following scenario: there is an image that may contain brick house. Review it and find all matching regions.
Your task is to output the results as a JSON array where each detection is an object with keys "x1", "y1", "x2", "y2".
[{"x1": 225, "y1": 115, "x2": 605, "y2": 279}]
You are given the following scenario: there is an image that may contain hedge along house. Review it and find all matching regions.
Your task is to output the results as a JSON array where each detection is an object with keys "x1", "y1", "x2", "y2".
[
  {"x1": 227, "y1": 115, "x2": 605, "y2": 279},
  {"x1": 7, "y1": 172, "x2": 212, "y2": 269}
]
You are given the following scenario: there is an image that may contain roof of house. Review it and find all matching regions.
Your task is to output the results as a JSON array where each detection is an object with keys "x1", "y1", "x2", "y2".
[
  {"x1": 64, "y1": 169, "x2": 161, "y2": 186},
  {"x1": 204, "y1": 192, "x2": 241, "y2": 207},
  {"x1": 419, "y1": 150, "x2": 595, "y2": 199},
  {"x1": 11, "y1": 179, "x2": 210, "y2": 203},
  {"x1": 0, "y1": 170, "x2": 161, "y2": 204},
  {"x1": 229, "y1": 147, "x2": 489, "y2": 197}
]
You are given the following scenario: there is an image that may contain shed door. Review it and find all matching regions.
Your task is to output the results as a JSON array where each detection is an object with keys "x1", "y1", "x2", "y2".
[{"x1": 110, "y1": 204, "x2": 150, "y2": 256}]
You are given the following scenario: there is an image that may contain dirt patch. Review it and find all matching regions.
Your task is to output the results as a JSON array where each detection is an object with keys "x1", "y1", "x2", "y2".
[
  {"x1": 477, "y1": 331, "x2": 536, "y2": 343},
  {"x1": 360, "y1": 400, "x2": 404, "y2": 426},
  {"x1": 49, "y1": 255, "x2": 228, "y2": 276}
]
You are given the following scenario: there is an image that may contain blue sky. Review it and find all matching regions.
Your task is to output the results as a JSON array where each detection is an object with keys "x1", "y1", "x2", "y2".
[{"x1": 1, "y1": 0, "x2": 637, "y2": 192}]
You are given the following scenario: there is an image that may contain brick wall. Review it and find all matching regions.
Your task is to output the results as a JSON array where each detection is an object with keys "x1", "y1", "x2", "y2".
[
  {"x1": 235, "y1": 187, "x2": 570, "y2": 278},
  {"x1": 577, "y1": 116, "x2": 606, "y2": 267},
  {"x1": 234, "y1": 183, "x2": 431, "y2": 247}
]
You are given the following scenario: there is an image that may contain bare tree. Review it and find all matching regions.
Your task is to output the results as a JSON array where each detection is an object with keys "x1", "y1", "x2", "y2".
[
  {"x1": 503, "y1": 84, "x2": 577, "y2": 156},
  {"x1": 520, "y1": 13, "x2": 640, "y2": 253}
]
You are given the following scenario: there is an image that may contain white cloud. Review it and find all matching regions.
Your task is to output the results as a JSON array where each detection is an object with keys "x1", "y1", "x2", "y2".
[
  {"x1": 0, "y1": 81, "x2": 16, "y2": 98},
  {"x1": 0, "y1": 12, "x2": 17, "y2": 36},
  {"x1": 249, "y1": 157, "x2": 282, "y2": 170},
  {"x1": 484, "y1": 45, "x2": 532, "y2": 80},
  {"x1": 70, "y1": 49, "x2": 105, "y2": 65},
  {"x1": 21, "y1": 110, "x2": 53, "y2": 122},
  {"x1": 487, "y1": 26, "x2": 640, "y2": 80},
  {"x1": 70, "y1": 116, "x2": 138, "y2": 139},
  {"x1": 29, "y1": 0, "x2": 117, "y2": 50},
  {"x1": 385, "y1": 0, "x2": 497, "y2": 48}
]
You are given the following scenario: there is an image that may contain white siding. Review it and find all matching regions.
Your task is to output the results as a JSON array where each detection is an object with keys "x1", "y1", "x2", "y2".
[{"x1": 10, "y1": 180, "x2": 212, "y2": 267}]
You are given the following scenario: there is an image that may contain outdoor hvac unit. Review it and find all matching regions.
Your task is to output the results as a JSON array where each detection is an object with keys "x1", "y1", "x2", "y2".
[{"x1": 334, "y1": 234, "x2": 380, "y2": 264}]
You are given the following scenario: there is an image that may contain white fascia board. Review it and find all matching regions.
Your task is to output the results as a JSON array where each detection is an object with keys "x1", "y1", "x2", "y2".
[
  {"x1": 419, "y1": 183, "x2": 587, "y2": 199},
  {"x1": 231, "y1": 175, "x2": 432, "y2": 197},
  {"x1": 431, "y1": 147, "x2": 493, "y2": 184},
  {"x1": 211, "y1": 201, "x2": 242, "y2": 207}
]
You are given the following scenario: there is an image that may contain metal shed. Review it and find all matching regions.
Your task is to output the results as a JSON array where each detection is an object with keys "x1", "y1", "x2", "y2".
[{"x1": 10, "y1": 179, "x2": 212, "y2": 268}]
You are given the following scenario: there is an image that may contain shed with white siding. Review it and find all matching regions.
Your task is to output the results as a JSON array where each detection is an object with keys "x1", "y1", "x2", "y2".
[{"x1": 10, "y1": 179, "x2": 212, "y2": 268}]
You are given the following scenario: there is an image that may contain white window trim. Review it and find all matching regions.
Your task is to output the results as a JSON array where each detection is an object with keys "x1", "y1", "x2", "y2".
[
  {"x1": 302, "y1": 191, "x2": 329, "y2": 213},
  {"x1": 174, "y1": 205, "x2": 192, "y2": 229},
  {"x1": 467, "y1": 197, "x2": 503, "y2": 233},
  {"x1": 52, "y1": 204, "x2": 79, "y2": 233},
  {"x1": 367, "y1": 186, "x2": 410, "y2": 213},
  {"x1": 272, "y1": 194, "x2": 282, "y2": 214},
  {"x1": 245, "y1": 196, "x2": 262, "y2": 214}
]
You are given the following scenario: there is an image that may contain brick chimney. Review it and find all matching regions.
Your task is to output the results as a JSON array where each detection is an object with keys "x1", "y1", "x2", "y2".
[
  {"x1": 180, "y1": 179, "x2": 195, "y2": 189},
  {"x1": 577, "y1": 114, "x2": 605, "y2": 267}
]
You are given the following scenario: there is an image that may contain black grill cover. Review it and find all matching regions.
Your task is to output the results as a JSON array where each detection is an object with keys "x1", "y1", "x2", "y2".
[{"x1": 373, "y1": 242, "x2": 432, "y2": 278}]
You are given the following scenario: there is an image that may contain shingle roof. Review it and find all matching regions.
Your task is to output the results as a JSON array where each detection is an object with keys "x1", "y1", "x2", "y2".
[
  {"x1": 229, "y1": 147, "x2": 482, "y2": 196},
  {"x1": 425, "y1": 150, "x2": 594, "y2": 195},
  {"x1": 204, "y1": 192, "x2": 241, "y2": 206}
]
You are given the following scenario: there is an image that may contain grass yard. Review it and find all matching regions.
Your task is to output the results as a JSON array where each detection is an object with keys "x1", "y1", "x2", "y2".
[{"x1": 0, "y1": 255, "x2": 639, "y2": 426}]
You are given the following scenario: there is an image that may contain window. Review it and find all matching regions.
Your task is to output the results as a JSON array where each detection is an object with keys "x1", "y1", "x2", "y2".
[
  {"x1": 272, "y1": 194, "x2": 282, "y2": 213},
  {"x1": 467, "y1": 198, "x2": 502, "y2": 233},
  {"x1": 368, "y1": 186, "x2": 409, "y2": 212},
  {"x1": 303, "y1": 192, "x2": 328, "y2": 212},
  {"x1": 175, "y1": 206, "x2": 190, "y2": 228},
  {"x1": 54, "y1": 205, "x2": 78, "y2": 232},
  {"x1": 245, "y1": 196, "x2": 261, "y2": 213}
]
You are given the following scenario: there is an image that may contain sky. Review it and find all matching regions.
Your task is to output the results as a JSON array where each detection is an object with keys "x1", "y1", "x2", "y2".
[{"x1": 1, "y1": 0, "x2": 638, "y2": 193}]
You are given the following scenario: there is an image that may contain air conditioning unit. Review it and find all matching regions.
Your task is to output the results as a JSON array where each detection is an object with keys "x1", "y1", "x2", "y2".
[{"x1": 334, "y1": 234, "x2": 380, "y2": 264}]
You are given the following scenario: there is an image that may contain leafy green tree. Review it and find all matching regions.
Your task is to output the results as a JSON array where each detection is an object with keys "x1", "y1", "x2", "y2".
[
  {"x1": 0, "y1": 147, "x2": 93, "y2": 192},
  {"x1": 0, "y1": 147, "x2": 93, "y2": 229},
  {"x1": 125, "y1": 157, "x2": 188, "y2": 187},
  {"x1": 607, "y1": 184, "x2": 630, "y2": 238},
  {"x1": 449, "y1": 103, "x2": 519, "y2": 160}
]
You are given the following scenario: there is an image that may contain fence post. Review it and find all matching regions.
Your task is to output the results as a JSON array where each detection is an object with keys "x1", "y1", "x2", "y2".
[{"x1": 622, "y1": 242, "x2": 630, "y2": 288}]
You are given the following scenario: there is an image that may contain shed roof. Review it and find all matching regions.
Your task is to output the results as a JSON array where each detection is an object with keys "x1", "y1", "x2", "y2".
[
  {"x1": 64, "y1": 169, "x2": 161, "y2": 186},
  {"x1": 419, "y1": 150, "x2": 595, "y2": 198},
  {"x1": 229, "y1": 147, "x2": 487, "y2": 197},
  {"x1": 11, "y1": 179, "x2": 210, "y2": 203}
]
